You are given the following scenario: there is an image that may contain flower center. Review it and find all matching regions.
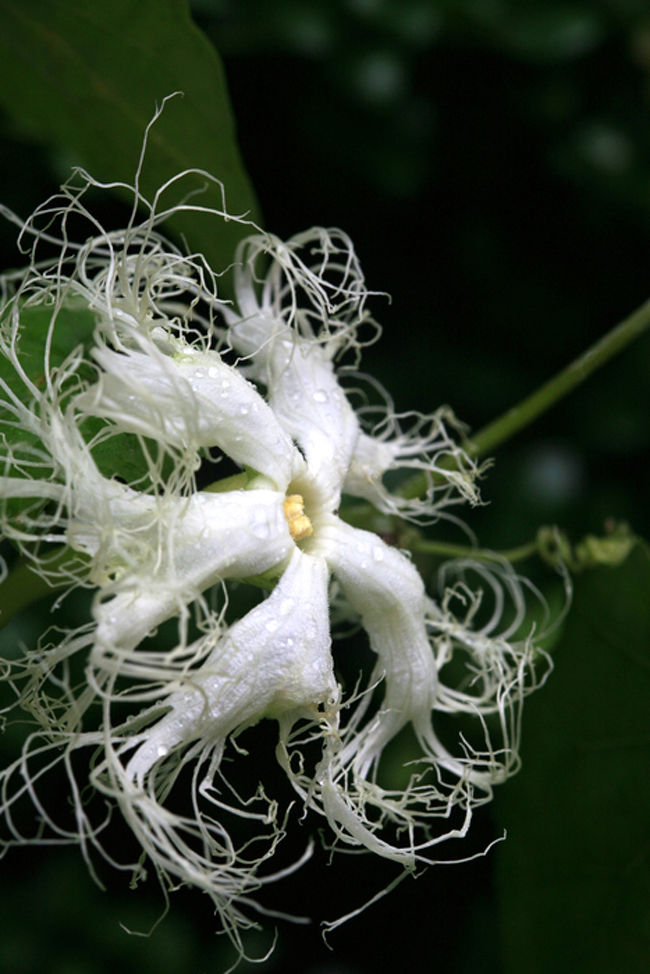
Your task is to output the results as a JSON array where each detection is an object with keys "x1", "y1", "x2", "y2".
[{"x1": 283, "y1": 494, "x2": 313, "y2": 541}]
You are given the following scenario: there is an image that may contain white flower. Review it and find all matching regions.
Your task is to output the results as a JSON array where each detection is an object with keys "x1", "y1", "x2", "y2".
[{"x1": 0, "y1": 167, "x2": 548, "y2": 947}]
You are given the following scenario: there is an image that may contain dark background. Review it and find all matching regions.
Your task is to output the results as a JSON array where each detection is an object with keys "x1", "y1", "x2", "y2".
[
  {"x1": 205, "y1": 0, "x2": 650, "y2": 548},
  {"x1": 0, "y1": 2, "x2": 648, "y2": 972}
]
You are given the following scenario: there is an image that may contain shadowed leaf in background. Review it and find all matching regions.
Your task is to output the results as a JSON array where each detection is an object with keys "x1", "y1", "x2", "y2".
[
  {"x1": 0, "y1": 0, "x2": 260, "y2": 275},
  {"x1": 494, "y1": 542, "x2": 650, "y2": 974}
]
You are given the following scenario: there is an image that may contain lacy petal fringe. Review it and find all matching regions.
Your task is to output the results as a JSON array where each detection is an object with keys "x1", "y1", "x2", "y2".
[{"x1": 0, "y1": 143, "x2": 553, "y2": 956}]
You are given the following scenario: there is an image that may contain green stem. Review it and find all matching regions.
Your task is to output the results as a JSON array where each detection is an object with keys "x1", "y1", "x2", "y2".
[
  {"x1": 401, "y1": 297, "x2": 650, "y2": 500},
  {"x1": 406, "y1": 523, "x2": 635, "y2": 571},
  {"x1": 468, "y1": 297, "x2": 650, "y2": 458},
  {"x1": 409, "y1": 538, "x2": 539, "y2": 563}
]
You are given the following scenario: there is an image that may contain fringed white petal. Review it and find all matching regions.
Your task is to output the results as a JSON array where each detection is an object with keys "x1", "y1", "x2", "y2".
[
  {"x1": 80, "y1": 342, "x2": 303, "y2": 490},
  {"x1": 226, "y1": 227, "x2": 379, "y2": 507},
  {"x1": 70, "y1": 548, "x2": 336, "y2": 932},
  {"x1": 276, "y1": 534, "x2": 477, "y2": 865},
  {"x1": 123, "y1": 546, "x2": 335, "y2": 785},
  {"x1": 344, "y1": 408, "x2": 482, "y2": 524},
  {"x1": 315, "y1": 516, "x2": 437, "y2": 766},
  {"x1": 266, "y1": 340, "x2": 361, "y2": 509},
  {"x1": 228, "y1": 227, "x2": 376, "y2": 361},
  {"x1": 426, "y1": 558, "x2": 551, "y2": 785},
  {"x1": 228, "y1": 325, "x2": 361, "y2": 508},
  {"x1": 92, "y1": 488, "x2": 292, "y2": 662}
]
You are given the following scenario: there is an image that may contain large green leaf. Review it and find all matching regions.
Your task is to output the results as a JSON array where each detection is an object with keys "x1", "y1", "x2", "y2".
[
  {"x1": 494, "y1": 543, "x2": 650, "y2": 973},
  {"x1": 0, "y1": 0, "x2": 260, "y2": 275}
]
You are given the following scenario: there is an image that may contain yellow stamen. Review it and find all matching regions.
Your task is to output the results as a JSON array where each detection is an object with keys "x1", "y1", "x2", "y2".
[{"x1": 283, "y1": 494, "x2": 313, "y2": 541}]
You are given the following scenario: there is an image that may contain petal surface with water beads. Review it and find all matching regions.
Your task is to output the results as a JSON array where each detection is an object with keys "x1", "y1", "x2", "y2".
[
  {"x1": 322, "y1": 518, "x2": 506, "y2": 789},
  {"x1": 267, "y1": 339, "x2": 361, "y2": 511},
  {"x1": 228, "y1": 321, "x2": 361, "y2": 510},
  {"x1": 227, "y1": 230, "x2": 370, "y2": 510},
  {"x1": 319, "y1": 517, "x2": 435, "y2": 702},
  {"x1": 314, "y1": 516, "x2": 442, "y2": 774},
  {"x1": 91, "y1": 488, "x2": 293, "y2": 670},
  {"x1": 123, "y1": 546, "x2": 335, "y2": 785},
  {"x1": 82, "y1": 552, "x2": 335, "y2": 938},
  {"x1": 80, "y1": 342, "x2": 303, "y2": 491}
]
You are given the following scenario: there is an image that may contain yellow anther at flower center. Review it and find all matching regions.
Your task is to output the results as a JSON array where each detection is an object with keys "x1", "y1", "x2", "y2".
[{"x1": 283, "y1": 494, "x2": 313, "y2": 541}]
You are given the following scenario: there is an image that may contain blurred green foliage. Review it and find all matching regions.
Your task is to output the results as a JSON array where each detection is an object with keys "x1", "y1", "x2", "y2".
[
  {"x1": 0, "y1": 0, "x2": 259, "y2": 275},
  {"x1": 0, "y1": 1, "x2": 648, "y2": 973},
  {"x1": 495, "y1": 542, "x2": 650, "y2": 974}
]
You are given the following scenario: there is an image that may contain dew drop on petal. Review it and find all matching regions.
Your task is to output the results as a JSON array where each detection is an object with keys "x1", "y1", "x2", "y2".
[
  {"x1": 250, "y1": 507, "x2": 271, "y2": 539},
  {"x1": 279, "y1": 597, "x2": 295, "y2": 616},
  {"x1": 372, "y1": 546, "x2": 385, "y2": 562},
  {"x1": 265, "y1": 619, "x2": 279, "y2": 633},
  {"x1": 313, "y1": 389, "x2": 328, "y2": 403},
  {"x1": 208, "y1": 366, "x2": 220, "y2": 378}
]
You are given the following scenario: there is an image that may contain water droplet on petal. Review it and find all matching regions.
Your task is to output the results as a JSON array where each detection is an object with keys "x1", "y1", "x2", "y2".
[
  {"x1": 279, "y1": 597, "x2": 295, "y2": 616},
  {"x1": 372, "y1": 546, "x2": 385, "y2": 562},
  {"x1": 250, "y1": 507, "x2": 271, "y2": 539},
  {"x1": 313, "y1": 389, "x2": 328, "y2": 403},
  {"x1": 208, "y1": 366, "x2": 220, "y2": 378}
]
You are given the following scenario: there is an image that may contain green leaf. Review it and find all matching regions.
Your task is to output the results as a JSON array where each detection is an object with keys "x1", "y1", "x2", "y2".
[
  {"x1": 82, "y1": 415, "x2": 174, "y2": 487},
  {"x1": 0, "y1": 0, "x2": 260, "y2": 275},
  {"x1": 0, "y1": 304, "x2": 101, "y2": 461},
  {"x1": 0, "y1": 305, "x2": 162, "y2": 489},
  {"x1": 494, "y1": 543, "x2": 650, "y2": 973},
  {"x1": 0, "y1": 304, "x2": 94, "y2": 516},
  {"x1": 0, "y1": 303, "x2": 96, "y2": 428}
]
